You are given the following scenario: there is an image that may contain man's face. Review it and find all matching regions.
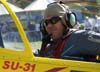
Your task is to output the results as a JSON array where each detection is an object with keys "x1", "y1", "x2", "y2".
[{"x1": 45, "y1": 16, "x2": 65, "y2": 40}]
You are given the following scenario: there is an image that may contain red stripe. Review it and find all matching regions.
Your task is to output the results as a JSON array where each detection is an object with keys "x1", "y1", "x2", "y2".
[{"x1": 46, "y1": 67, "x2": 67, "y2": 72}]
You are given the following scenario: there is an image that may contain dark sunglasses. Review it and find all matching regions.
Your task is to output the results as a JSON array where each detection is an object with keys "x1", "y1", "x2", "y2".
[{"x1": 44, "y1": 16, "x2": 61, "y2": 26}]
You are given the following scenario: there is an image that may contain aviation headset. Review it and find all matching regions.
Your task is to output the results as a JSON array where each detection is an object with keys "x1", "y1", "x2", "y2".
[{"x1": 40, "y1": 2, "x2": 77, "y2": 35}]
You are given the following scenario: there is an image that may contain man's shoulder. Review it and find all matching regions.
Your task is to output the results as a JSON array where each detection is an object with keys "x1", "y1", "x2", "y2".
[
  {"x1": 69, "y1": 29, "x2": 86, "y2": 37},
  {"x1": 68, "y1": 30, "x2": 91, "y2": 42},
  {"x1": 70, "y1": 30, "x2": 100, "y2": 43},
  {"x1": 74, "y1": 30, "x2": 86, "y2": 34}
]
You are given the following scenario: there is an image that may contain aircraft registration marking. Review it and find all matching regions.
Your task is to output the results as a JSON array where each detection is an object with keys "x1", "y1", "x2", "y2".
[
  {"x1": 2, "y1": 61, "x2": 36, "y2": 72},
  {"x1": 2, "y1": 61, "x2": 67, "y2": 72}
]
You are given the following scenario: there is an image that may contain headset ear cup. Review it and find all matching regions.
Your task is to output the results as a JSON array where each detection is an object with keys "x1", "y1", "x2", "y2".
[
  {"x1": 64, "y1": 12, "x2": 77, "y2": 28},
  {"x1": 64, "y1": 13, "x2": 72, "y2": 28},
  {"x1": 40, "y1": 19, "x2": 48, "y2": 36},
  {"x1": 69, "y1": 12, "x2": 77, "y2": 27}
]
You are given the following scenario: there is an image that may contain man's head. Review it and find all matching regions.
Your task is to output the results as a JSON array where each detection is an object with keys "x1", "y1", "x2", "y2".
[
  {"x1": 44, "y1": 2, "x2": 77, "y2": 28},
  {"x1": 41, "y1": 2, "x2": 77, "y2": 39},
  {"x1": 44, "y1": 2, "x2": 67, "y2": 18}
]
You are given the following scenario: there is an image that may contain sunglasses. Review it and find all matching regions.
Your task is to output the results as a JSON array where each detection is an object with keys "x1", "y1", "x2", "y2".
[{"x1": 44, "y1": 16, "x2": 61, "y2": 26}]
